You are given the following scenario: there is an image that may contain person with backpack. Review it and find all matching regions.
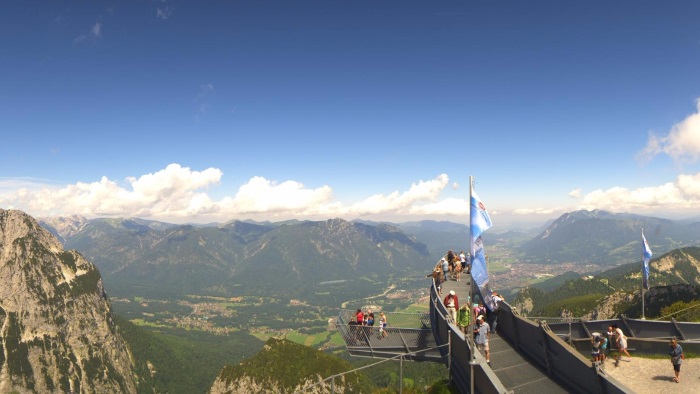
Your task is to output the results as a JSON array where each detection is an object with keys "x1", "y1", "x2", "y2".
[
  {"x1": 490, "y1": 292, "x2": 503, "y2": 334},
  {"x1": 669, "y1": 337, "x2": 684, "y2": 383}
]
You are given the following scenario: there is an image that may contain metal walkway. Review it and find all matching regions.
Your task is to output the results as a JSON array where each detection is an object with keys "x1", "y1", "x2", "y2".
[
  {"x1": 439, "y1": 277, "x2": 569, "y2": 393},
  {"x1": 338, "y1": 272, "x2": 700, "y2": 392},
  {"x1": 488, "y1": 333, "x2": 568, "y2": 393}
]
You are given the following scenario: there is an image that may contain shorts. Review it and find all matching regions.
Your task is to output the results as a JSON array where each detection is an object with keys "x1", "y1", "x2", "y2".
[
  {"x1": 618, "y1": 337, "x2": 627, "y2": 349},
  {"x1": 477, "y1": 342, "x2": 489, "y2": 352},
  {"x1": 673, "y1": 363, "x2": 681, "y2": 372}
]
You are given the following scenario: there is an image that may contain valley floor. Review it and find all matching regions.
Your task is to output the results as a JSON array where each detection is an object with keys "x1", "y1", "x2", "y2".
[{"x1": 604, "y1": 357, "x2": 700, "y2": 393}]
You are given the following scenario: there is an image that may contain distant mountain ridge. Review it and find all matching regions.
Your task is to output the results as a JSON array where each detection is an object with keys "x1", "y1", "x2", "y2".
[
  {"x1": 522, "y1": 209, "x2": 700, "y2": 265},
  {"x1": 514, "y1": 246, "x2": 700, "y2": 318},
  {"x1": 40, "y1": 217, "x2": 432, "y2": 303}
]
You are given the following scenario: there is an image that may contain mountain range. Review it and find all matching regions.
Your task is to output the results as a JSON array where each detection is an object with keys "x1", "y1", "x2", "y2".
[
  {"x1": 39, "y1": 216, "x2": 432, "y2": 305},
  {"x1": 37, "y1": 209, "x2": 700, "y2": 304},
  {"x1": 521, "y1": 209, "x2": 700, "y2": 264},
  {"x1": 6, "y1": 207, "x2": 699, "y2": 393},
  {"x1": 513, "y1": 246, "x2": 700, "y2": 318}
]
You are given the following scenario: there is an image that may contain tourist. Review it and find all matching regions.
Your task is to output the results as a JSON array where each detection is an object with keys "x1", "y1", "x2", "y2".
[
  {"x1": 591, "y1": 332, "x2": 602, "y2": 363},
  {"x1": 490, "y1": 292, "x2": 504, "y2": 334},
  {"x1": 474, "y1": 315, "x2": 491, "y2": 364},
  {"x1": 473, "y1": 302, "x2": 486, "y2": 323},
  {"x1": 378, "y1": 312, "x2": 388, "y2": 339},
  {"x1": 599, "y1": 332, "x2": 609, "y2": 362},
  {"x1": 612, "y1": 324, "x2": 632, "y2": 362},
  {"x1": 444, "y1": 290, "x2": 459, "y2": 323},
  {"x1": 441, "y1": 257, "x2": 450, "y2": 283},
  {"x1": 459, "y1": 250, "x2": 467, "y2": 273},
  {"x1": 355, "y1": 309, "x2": 364, "y2": 326},
  {"x1": 669, "y1": 337, "x2": 684, "y2": 383},
  {"x1": 457, "y1": 305, "x2": 471, "y2": 335}
]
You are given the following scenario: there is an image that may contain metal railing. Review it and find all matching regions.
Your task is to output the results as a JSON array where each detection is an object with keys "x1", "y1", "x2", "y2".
[{"x1": 293, "y1": 343, "x2": 450, "y2": 394}]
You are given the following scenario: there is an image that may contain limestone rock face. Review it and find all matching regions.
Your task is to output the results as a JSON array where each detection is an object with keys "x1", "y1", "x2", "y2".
[{"x1": 0, "y1": 209, "x2": 136, "y2": 393}]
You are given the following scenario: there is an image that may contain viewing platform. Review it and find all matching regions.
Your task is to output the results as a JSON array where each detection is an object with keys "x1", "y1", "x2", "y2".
[{"x1": 336, "y1": 272, "x2": 700, "y2": 393}]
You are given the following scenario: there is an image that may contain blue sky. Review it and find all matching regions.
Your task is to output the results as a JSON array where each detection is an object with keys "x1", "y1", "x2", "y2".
[{"x1": 1, "y1": 1, "x2": 699, "y2": 227}]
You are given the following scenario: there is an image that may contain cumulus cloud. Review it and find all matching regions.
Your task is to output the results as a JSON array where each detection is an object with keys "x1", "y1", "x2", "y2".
[
  {"x1": 2, "y1": 166, "x2": 461, "y2": 222},
  {"x1": 638, "y1": 99, "x2": 700, "y2": 164},
  {"x1": 347, "y1": 174, "x2": 449, "y2": 215},
  {"x1": 577, "y1": 172, "x2": 700, "y2": 212},
  {"x1": 568, "y1": 188, "x2": 581, "y2": 199}
]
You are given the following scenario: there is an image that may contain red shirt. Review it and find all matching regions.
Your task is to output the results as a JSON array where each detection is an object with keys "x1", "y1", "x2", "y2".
[
  {"x1": 356, "y1": 311, "x2": 364, "y2": 325},
  {"x1": 443, "y1": 294, "x2": 459, "y2": 310}
]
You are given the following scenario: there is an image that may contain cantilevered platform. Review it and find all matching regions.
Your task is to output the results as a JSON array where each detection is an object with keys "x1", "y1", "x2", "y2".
[{"x1": 336, "y1": 309, "x2": 442, "y2": 361}]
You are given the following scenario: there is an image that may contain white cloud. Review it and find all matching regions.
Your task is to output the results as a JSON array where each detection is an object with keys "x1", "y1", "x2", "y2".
[
  {"x1": 2, "y1": 166, "x2": 462, "y2": 222},
  {"x1": 347, "y1": 174, "x2": 449, "y2": 215},
  {"x1": 568, "y1": 188, "x2": 581, "y2": 199},
  {"x1": 638, "y1": 98, "x2": 700, "y2": 164},
  {"x1": 577, "y1": 172, "x2": 700, "y2": 212}
]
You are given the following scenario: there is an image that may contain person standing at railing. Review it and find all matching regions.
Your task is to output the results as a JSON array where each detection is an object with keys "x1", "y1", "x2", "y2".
[
  {"x1": 378, "y1": 312, "x2": 388, "y2": 339},
  {"x1": 441, "y1": 257, "x2": 450, "y2": 284},
  {"x1": 490, "y1": 291, "x2": 503, "y2": 334},
  {"x1": 444, "y1": 290, "x2": 459, "y2": 323}
]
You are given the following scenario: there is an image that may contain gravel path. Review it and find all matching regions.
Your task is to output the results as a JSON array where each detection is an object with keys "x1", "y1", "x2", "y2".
[{"x1": 603, "y1": 357, "x2": 700, "y2": 393}]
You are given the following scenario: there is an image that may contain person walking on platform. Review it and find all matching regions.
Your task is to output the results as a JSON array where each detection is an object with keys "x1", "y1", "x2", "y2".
[
  {"x1": 444, "y1": 290, "x2": 459, "y2": 323},
  {"x1": 669, "y1": 337, "x2": 684, "y2": 383},
  {"x1": 611, "y1": 324, "x2": 632, "y2": 362},
  {"x1": 474, "y1": 315, "x2": 490, "y2": 364},
  {"x1": 457, "y1": 305, "x2": 470, "y2": 334}
]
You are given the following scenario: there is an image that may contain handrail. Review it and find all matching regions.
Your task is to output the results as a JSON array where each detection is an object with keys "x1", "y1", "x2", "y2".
[
  {"x1": 293, "y1": 343, "x2": 451, "y2": 394},
  {"x1": 655, "y1": 302, "x2": 700, "y2": 320}
]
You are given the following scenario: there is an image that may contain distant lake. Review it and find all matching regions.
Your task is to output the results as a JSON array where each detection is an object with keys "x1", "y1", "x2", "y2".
[{"x1": 319, "y1": 280, "x2": 347, "y2": 285}]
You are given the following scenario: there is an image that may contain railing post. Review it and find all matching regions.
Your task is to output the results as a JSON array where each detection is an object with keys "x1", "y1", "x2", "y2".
[
  {"x1": 539, "y1": 321, "x2": 553, "y2": 376},
  {"x1": 447, "y1": 329, "x2": 452, "y2": 382},
  {"x1": 671, "y1": 317, "x2": 687, "y2": 340},
  {"x1": 399, "y1": 355, "x2": 403, "y2": 394}
]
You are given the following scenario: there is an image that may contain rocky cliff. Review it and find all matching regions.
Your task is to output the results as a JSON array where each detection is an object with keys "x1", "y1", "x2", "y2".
[{"x1": 0, "y1": 209, "x2": 136, "y2": 393}]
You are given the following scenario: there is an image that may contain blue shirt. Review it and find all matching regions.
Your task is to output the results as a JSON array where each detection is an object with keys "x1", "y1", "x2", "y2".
[{"x1": 476, "y1": 322, "x2": 490, "y2": 344}]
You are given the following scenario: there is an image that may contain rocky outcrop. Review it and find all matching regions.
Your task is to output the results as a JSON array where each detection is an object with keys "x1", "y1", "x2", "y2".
[
  {"x1": 0, "y1": 209, "x2": 136, "y2": 393},
  {"x1": 581, "y1": 292, "x2": 636, "y2": 320},
  {"x1": 210, "y1": 338, "x2": 364, "y2": 394}
]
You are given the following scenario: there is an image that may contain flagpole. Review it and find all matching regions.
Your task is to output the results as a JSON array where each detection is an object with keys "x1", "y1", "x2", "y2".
[
  {"x1": 641, "y1": 228, "x2": 645, "y2": 320},
  {"x1": 469, "y1": 175, "x2": 475, "y2": 394}
]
